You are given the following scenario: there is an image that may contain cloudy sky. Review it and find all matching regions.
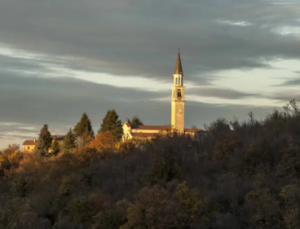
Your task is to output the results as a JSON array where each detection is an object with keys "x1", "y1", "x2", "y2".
[{"x1": 1, "y1": 0, "x2": 300, "y2": 150}]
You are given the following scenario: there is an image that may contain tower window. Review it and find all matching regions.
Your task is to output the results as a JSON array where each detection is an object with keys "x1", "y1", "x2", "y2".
[{"x1": 177, "y1": 90, "x2": 181, "y2": 98}]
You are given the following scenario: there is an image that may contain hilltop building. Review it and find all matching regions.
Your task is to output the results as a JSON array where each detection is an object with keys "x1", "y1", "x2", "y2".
[
  {"x1": 22, "y1": 135, "x2": 66, "y2": 153},
  {"x1": 22, "y1": 52, "x2": 205, "y2": 150},
  {"x1": 122, "y1": 52, "x2": 205, "y2": 141}
]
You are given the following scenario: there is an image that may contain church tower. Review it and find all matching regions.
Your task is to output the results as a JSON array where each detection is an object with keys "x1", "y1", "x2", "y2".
[{"x1": 171, "y1": 52, "x2": 185, "y2": 133}]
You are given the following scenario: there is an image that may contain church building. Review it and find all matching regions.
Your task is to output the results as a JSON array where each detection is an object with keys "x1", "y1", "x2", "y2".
[
  {"x1": 22, "y1": 52, "x2": 205, "y2": 151},
  {"x1": 122, "y1": 52, "x2": 205, "y2": 141}
]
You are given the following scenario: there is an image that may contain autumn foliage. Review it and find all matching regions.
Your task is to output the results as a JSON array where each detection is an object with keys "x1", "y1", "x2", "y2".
[{"x1": 87, "y1": 131, "x2": 115, "y2": 153}]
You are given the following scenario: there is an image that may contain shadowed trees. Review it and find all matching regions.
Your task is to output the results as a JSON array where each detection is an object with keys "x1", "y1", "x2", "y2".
[
  {"x1": 37, "y1": 125, "x2": 52, "y2": 154},
  {"x1": 128, "y1": 115, "x2": 144, "y2": 128},
  {"x1": 51, "y1": 139, "x2": 60, "y2": 156},
  {"x1": 74, "y1": 113, "x2": 94, "y2": 146},
  {"x1": 2, "y1": 101, "x2": 300, "y2": 228},
  {"x1": 63, "y1": 128, "x2": 76, "y2": 152},
  {"x1": 99, "y1": 109, "x2": 123, "y2": 142}
]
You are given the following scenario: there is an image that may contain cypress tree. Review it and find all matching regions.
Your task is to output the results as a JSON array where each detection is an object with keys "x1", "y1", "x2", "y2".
[
  {"x1": 130, "y1": 115, "x2": 144, "y2": 128},
  {"x1": 51, "y1": 139, "x2": 60, "y2": 156},
  {"x1": 64, "y1": 128, "x2": 76, "y2": 151},
  {"x1": 37, "y1": 124, "x2": 52, "y2": 153},
  {"x1": 74, "y1": 113, "x2": 94, "y2": 139},
  {"x1": 99, "y1": 109, "x2": 123, "y2": 142}
]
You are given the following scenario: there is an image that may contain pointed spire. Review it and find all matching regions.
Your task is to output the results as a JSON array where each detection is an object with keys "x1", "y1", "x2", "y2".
[{"x1": 174, "y1": 51, "x2": 183, "y2": 75}]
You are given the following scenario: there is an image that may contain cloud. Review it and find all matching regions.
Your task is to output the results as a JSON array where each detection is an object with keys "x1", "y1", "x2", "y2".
[
  {"x1": 269, "y1": 90, "x2": 300, "y2": 102},
  {"x1": 0, "y1": 73, "x2": 169, "y2": 126},
  {"x1": 0, "y1": 0, "x2": 298, "y2": 149},
  {"x1": 188, "y1": 87, "x2": 261, "y2": 99},
  {"x1": 0, "y1": 70, "x2": 278, "y2": 149},
  {"x1": 271, "y1": 26, "x2": 300, "y2": 37},
  {"x1": 0, "y1": 122, "x2": 38, "y2": 140},
  {"x1": 0, "y1": 0, "x2": 299, "y2": 83},
  {"x1": 280, "y1": 78, "x2": 300, "y2": 86},
  {"x1": 216, "y1": 19, "x2": 252, "y2": 27}
]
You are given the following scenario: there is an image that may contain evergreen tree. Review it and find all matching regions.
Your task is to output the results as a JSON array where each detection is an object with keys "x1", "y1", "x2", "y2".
[
  {"x1": 51, "y1": 138, "x2": 60, "y2": 156},
  {"x1": 64, "y1": 128, "x2": 76, "y2": 151},
  {"x1": 74, "y1": 113, "x2": 94, "y2": 139},
  {"x1": 99, "y1": 109, "x2": 123, "y2": 142},
  {"x1": 130, "y1": 115, "x2": 144, "y2": 128},
  {"x1": 37, "y1": 124, "x2": 52, "y2": 153}
]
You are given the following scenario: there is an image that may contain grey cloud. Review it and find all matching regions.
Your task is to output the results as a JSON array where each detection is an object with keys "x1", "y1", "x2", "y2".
[
  {"x1": 188, "y1": 87, "x2": 261, "y2": 99},
  {"x1": 0, "y1": 75, "x2": 169, "y2": 103},
  {"x1": 0, "y1": 0, "x2": 299, "y2": 83},
  {"x1": 3, "y1": 135, "x2": 34, "y2": 140},
  {"x1": 269, "y1": 91, "x2": 300, "y2": 102},
  {"x1": 0, "y1": 69, "x2": 279, "y2": 148},
  {"x1": 185, "y1": 102, "x2": 277, "y2": 128},
  {"x1": 0, "y1": 123, "x2": 38, "y2": 143},
  {"x1": 254, "y1": 87, "x2": 300, "y2": 101},
  {"x1": 278, "y1": 78, "x2": 300, "y2": 86},
  {"x1": 0, "y1": 126, "x2": 37, "y2": 135},
  {"x1": 0, "y1": 55, "x2": 45, "y2": 72},
  {"x1": 0, "y1": 70, "x2": 169, "y2": 128},
  {"x1": 0, "y1": 0, "x2": 297, "y2": 148}
]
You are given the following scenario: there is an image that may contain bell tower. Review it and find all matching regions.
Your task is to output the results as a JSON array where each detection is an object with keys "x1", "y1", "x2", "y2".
[{"x1": 171, "y1": 52, "x2": 185, "y2": 133}]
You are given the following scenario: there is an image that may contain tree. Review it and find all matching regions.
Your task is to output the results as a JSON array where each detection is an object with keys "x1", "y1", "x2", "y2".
[
  {"x1": 74, "y1": 113, "x2": 94, "y2": 139},
  {"x1": 129, "y1": 115, "x2": 143, "y2": 128},
  {"x1": 99, "y1": 109, "x2": 123, "y2": 142},
  {"x1": 62, "y1": 196, "x2": 99, "y2": 228},
  {"x1": 174, "y1": 181, "x2": 208, "y2": 223},
  {"x1": 93, "y1": 199, "x2": 129, "y2": 229},
  {"x1": 37, "y1": 125, "x2": 52, "y2": 153},
  {"x1": 51, "y1": 139, "x2": 60, "y2": 156},
  {"x1": 148, "y1": 148, "x2": 182, "y2": 185},
  {"x1": 205, "y1": 118, "x2": 231, "y2": 141},
  {"x1": 121, "y1": 186, "x2": 190, "y2": 229},
  {"x1": 87, "y1": 131, "x2": 115, "y2": 153},
  {"x1": 0, "y1": 144, "x2": 22, "y2": 177},
  {"x1": 63, "y1": 129, "x2": 76, "y2": 151}
]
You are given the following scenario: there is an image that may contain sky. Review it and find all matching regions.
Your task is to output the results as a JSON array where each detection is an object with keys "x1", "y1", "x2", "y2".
[{"x1": 1, "y1": 0, "x2": 300, "y2": 150}]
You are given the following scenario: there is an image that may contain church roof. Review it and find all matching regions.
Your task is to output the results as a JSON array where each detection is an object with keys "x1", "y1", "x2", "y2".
[
  {"x1": 132, "y1": 125, "x2": 167, "y2": 130},
  {"x1": 174, "y1": 52, "x2": 183, "y2": 75},
  {"x1": 125, "y1": 122, "x2": 131, "y2": 127},
  {"x1": 23, "y1": 135, "x2": 66, "y2": 145},
  {"x1": 184, "y1": 128, "x2": 202, "y2": 133},
  {"x1": 23, "y1": 140, "x2": 38, "y2": 146},
  {"x1": 52, "y1": 135, "x2": 67, "y2": 140}
]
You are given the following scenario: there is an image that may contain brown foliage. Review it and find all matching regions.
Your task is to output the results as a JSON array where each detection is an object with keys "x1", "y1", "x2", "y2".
[
  {"x1": 4, "y1": 102, "x2": 300, "y2": 228},
  {"x1": 87, "y1": 131, "x2": 115, "y2": 153}
]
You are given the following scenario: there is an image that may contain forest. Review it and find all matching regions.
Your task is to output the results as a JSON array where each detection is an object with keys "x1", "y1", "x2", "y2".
[{"x1": 1, "y1": 101, "x2": 300, "y2": 229}]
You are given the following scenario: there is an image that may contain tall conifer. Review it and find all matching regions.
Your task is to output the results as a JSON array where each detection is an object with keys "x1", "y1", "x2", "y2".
[
  {"x1": 130, "y1": 115, "x2": 144, "y2": 128},
  {"x1": 37, "y1": 124, "x2": 52, "y2": 153},
  {"x1": 99, "y1": 109, "x2": 123, "y2": 142},
  {"x1": 74, "y1": 113, "x2": 94, "y2": 139},
  {"x1": 51, "y1": 139, "x2": 60, "y2": 156},
  {"x1": 64, "y1": 128, "x2": 76, "y2": 151}
]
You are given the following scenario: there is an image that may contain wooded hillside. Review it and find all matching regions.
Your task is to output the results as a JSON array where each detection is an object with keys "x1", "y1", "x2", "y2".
[{"x1": 1, "y1": 101, "x2": 300, "y2": 229}]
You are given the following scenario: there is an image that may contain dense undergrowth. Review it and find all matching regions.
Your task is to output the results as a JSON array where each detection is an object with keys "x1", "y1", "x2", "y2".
[{"x1": 1, "y1": 100, "x2": 300, "y2": 228}]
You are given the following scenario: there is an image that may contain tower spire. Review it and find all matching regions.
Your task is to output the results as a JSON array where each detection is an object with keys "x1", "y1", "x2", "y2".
[
  {"x1": 174, "y1": 51, "x2": 183, "y2": 75},
  {"x1": 171, "y1": 50, "x2": 185, "y2": 134}
]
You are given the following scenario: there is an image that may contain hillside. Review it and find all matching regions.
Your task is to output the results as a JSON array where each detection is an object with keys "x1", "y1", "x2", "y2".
[{"x1": 1, "y1": 101, "x2": 300, "y2": 228}]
